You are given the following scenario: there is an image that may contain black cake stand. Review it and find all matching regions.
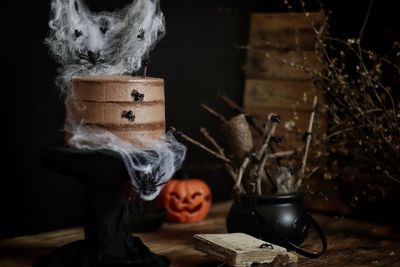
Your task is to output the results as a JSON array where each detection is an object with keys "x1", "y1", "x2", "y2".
[{"x1": 33, "y1": 147, "x2": 170, "y2": 267}]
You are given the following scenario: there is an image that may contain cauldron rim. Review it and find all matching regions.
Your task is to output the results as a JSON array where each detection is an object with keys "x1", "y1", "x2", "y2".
[{"x1": 236, "y1": 192, "x2": 304, "y2": 204}]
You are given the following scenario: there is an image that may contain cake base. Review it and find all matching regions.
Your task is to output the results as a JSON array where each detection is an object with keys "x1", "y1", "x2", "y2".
[{"x1": 35, "y1": 147, "x2": 170, "y2": 267}]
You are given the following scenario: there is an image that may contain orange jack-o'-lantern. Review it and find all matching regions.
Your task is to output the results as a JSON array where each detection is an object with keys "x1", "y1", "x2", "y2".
[{"x1": 159, "y1": 179, "x2": 212, "y2": 223}]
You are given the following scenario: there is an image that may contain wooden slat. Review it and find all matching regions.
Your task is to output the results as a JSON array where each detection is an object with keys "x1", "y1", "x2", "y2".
[
  {"x1": 248, "y1": 11, "x2": 326, "y2": 50},
  {"x1": 246, "y1": 107, "x2": 327, "y2": 135},
  {"x1": 243, "y1": 80, "x2": 324, "y2": 112},
  {"x1": 243, "y1": 79, "x2": 326, "y2": 153},
  {"x1": 245, "y1": 50, "x2": 321, "y2": 80}
]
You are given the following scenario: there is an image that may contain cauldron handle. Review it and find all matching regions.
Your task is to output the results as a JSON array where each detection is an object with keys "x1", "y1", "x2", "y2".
[{"x1": 252, "y1": 206, "x2": 327, "y2": 258}]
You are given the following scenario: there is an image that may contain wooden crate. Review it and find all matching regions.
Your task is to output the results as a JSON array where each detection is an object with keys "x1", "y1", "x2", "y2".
[{"x1": 243, "y1": 11, "x2": 327, "y2": 168}]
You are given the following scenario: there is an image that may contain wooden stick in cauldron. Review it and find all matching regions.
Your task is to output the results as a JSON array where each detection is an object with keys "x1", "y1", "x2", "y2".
[{"x1": 297, "y1": 96, "x2": 318, "y2": 184}]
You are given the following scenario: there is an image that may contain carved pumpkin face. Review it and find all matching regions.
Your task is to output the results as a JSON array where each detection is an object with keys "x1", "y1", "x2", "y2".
[{"x1": 160, "y1": 179, "x2": 212, "y2": 223}]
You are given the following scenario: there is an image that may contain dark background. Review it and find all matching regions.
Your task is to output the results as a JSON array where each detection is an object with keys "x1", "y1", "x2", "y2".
[{"x1": 1, "y1": 0, "x2": 398, "y2": 239}]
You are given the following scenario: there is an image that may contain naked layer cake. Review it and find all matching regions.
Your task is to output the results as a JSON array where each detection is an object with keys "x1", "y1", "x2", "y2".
[{"x1": 66, "y1": 75, "x2": 166, "y2": 146}]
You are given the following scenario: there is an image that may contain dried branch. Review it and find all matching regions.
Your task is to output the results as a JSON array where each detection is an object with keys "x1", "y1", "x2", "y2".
[
  {"x1": 299, "y1": 96, "x2": 318, "y2": 180},
  {"x1": 358, "y1": 0, "x2": 374, "y2": 42},
  {"x1": 218, "y1": 94, "x2": 264, "y2": 135},
  {"x1": 253, "y1": 114, "x2": 280, "y2": 194},
  {"x1": 250, "y1": 182, "x2": 257, "y2": 194},
  {"x1": 256, "y1": 114, "x2": 280, "y2": 160},
  {"x1": 217, "y1": 94, "x2": 244, "y2": 113},
  {"x1": 295, "y1": 2, "x2": 400, "y2": 183},
  {"x1": 234, "y1": 157, "x2": 251, "y2": 194},
  {"x1": 200, "y1": 127, "x2": 237, "y2": 179},
  {"x1": 306, "y1": 166, "x2": 320, "y2": 179},
  {"x1": 383, "y1": 170, "x2": 400, "y2": 184},
  {"x1": 258, "y1": 150, "x2": 295, "y2": 194},
  {"x1": 269, "y1": 150, "x2": 295, "y2": 159},
  {"x1": 262, "y1": 119, "x2": 271, "y2": 140},
  {"x1": 170, "y1": 127, "x2": 233, "y2": 164},
  {"x1": 201, "y1": 104, "x2": 227, "y2": 123}
]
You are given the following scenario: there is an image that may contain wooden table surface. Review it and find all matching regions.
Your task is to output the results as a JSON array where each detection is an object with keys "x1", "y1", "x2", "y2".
[{"x1": 1, "y1": 201, "x2": 400, "y2": 267}]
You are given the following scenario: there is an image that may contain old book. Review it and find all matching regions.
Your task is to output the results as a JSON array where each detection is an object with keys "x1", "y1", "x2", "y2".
[{"x1": 194, "y1": 233, "x2": 297, "y2": 267}]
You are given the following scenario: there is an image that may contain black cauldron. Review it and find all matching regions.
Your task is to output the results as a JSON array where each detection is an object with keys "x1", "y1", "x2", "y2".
[{"x1": 226, "y1": 193, "x2": 327, "y2": 258}]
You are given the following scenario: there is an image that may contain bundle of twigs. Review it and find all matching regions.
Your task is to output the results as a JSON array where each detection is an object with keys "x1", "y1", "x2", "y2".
[
  {"x1": 303, "y1": 0, "x2": 400, "y2": 184},
  {"x1": 171, "y1": 95, "x2": 319, "y2": 195},
  {"x1": 311, "y1": 8, "x2": 400, "y2": 184}
]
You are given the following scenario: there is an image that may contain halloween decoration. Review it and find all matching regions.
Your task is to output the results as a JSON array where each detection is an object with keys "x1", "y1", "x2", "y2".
[
  {"x1": 45, "y1": 0, "x2": 186, "y2": 202},
  {"x1": 171, "y1": 96, "x2": 327, "y2": 257},
  {"x1": 159, "y1": 178, "x2": 212, "y2": 223},
  {"x1": 40, "y1": 0, "x2": 186, "y2": 266},
  {"x1": 44, "y1": 0, "x2": 186, "y2": 201}
]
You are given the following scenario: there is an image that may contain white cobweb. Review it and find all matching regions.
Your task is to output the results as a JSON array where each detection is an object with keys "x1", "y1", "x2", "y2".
[{"x1": 45, "y1": 0, "x2": 186, "y2": 201}]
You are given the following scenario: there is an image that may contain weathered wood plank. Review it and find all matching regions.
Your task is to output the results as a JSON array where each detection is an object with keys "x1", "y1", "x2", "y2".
[
  {"x1": 248, "y1": 12, "x2": 326, "y2": 50},
  {"x1": 245, "y1": 50, "x2": 321, "y2": 80},
  {"x1": 245, "y1": 107, "x2": 327, "y2": 136},
  {"x1": 243, "y1": 79, "x2": 324, "y2": 112}
]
